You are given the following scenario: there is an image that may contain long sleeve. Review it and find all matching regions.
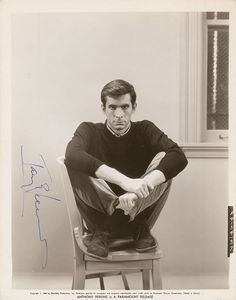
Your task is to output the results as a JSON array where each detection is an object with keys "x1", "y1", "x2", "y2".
[
  {"x1": 143, "y1": 121, "x2": 188, "y2": 180},
  {"x1": 65, "y1": 120, "x2": 188, "y2": 181},
  {"x1": 65, "y1": 122, "x2": 104, "y2": 177}
]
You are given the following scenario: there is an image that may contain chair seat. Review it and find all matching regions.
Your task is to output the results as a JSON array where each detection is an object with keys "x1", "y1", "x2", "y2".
[{"x1": 83, "y1": 233, "x2": 162, "y2": 261}]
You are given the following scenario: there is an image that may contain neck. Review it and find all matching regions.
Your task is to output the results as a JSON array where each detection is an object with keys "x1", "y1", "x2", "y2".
[{"x1": 106, "y1": 121, "x2": 131, "y2": 137}]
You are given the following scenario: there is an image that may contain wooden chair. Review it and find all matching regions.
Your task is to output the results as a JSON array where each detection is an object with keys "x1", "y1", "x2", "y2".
[{"x1": 57, "y1": 156, "x2": 163, "y2": 290}]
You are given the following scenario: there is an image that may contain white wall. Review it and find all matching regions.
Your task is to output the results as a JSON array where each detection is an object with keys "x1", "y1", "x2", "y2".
[
  {"x1": 157, "y1": 158, "x2": 228, "y2": 276},
  {"x1": 11, "y1": 12, "x2": 228, "y2": 286}
]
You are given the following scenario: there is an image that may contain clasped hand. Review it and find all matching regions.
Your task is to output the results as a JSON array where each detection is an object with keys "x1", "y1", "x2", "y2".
[
  {"x1": 117, "y1": 178, "x2": 154, "y2": 215},
  {"x1": 120, "y1": 178, "x2": 154, "y2": 198}
]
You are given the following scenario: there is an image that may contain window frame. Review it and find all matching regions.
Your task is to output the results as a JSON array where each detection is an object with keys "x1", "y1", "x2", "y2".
[{"x1": 179, "y1": 12, "x2": 229, "y2": 158}]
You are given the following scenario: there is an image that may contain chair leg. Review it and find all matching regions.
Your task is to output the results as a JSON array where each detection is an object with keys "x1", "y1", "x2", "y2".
[
  {"x1": 72, "y1": 259, "x2": 86, "y2": 289},
  {"x1": 99, "y1": 274, "x2": 105, "y2": 290},
  {"x1": 142, "y1": 269, "x2": 150, "y2": 290},
  {"x1": 72, "y1": 242, "x2": 86, "y2": 289},
  {"x1": 121, "y1": 272, "x2": 130, "y2": 290},
  {"x1": 152, "y1": 259, "x2": 162, "y2": 289}
]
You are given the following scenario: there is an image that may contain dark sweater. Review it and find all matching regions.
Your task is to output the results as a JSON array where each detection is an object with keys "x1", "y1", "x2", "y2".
[{"x1": 65, "y1": 120, "x2": 188, "y2": 194}]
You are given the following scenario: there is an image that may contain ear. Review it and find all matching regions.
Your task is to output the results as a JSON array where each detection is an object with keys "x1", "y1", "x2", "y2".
[
  {"x1": 101, "y1": 104, "x2": 105, "y2": 111},
  {"x1": 132, "y1": 103, "x2": 137, "y2": 111}
]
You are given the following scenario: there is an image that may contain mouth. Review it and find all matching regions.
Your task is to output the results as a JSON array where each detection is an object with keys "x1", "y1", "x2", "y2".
[
  {"x1": 114, "y1": 124, "x2": 125, "y2": 128},
  {"x1": 114, "y1": 121, "x2": 125, "y2": 125}
]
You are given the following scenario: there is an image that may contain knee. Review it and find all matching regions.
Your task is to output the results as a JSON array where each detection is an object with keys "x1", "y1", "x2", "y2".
[
  {"x1": 155, "y1": 151, "x2": 166, "y2": 160},
  {"x1": 150, "y1": 152, "x2": 166, "y2": 167}
]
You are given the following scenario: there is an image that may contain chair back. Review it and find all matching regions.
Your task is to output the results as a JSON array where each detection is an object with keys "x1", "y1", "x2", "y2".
[{"x1": 56, "y1": 156, "x2": 87, "y2": 252}]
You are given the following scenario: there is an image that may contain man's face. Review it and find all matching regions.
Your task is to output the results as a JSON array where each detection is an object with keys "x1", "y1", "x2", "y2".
[{"x1": 103, "y1": 93, "x2": 136, "y2": 134}]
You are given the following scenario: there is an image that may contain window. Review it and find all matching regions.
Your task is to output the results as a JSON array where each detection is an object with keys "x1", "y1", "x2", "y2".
[
  {"x1": 180, "y1": 12, "x2": 229, "y2": 147},
  {"x1": 179, "y1": 12, "x2": 229, "y2": 157},
  {"x1": 204, "y1": 12, "x2": 229, "y2": 142}
]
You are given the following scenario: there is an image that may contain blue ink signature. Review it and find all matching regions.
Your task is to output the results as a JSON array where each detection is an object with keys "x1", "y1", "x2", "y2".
[{"x1": 20, "y1": 145, "x2": 61, "y2": 269}]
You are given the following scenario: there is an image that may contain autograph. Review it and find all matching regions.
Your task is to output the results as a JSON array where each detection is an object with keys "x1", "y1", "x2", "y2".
[{"x1": 20, "y1": 145, "x2": 61, "y2": 269}]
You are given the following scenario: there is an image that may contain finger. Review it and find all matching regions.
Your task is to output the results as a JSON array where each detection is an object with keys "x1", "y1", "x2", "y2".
[
  {"x1": 118, "y1": 199, "x2": 125, "y2": 211},
  {"x1": 148, "y1": 183, "x2": 154, "y2": 192},
  {"x1": 141, "y1": 186, "x2": 149, "y2": 198},
  {"x1": 127, "y1": 199, "x2": 134, "y2": 210},
  {"x1": 124, "y1": 199, "x2": 130, "y2": 211},
  {"x1": 140, "y1": 181, "x2": 149, "y2": 197},
  {"x1": 124, "y1": 205, "x2": 132, "y2": 215},
  {"x1": 136, "y1": 191, "x2": 144, "y2": 198},
  {"x1": 120, "y1": 198, "x2": 129, "y2": 212}
]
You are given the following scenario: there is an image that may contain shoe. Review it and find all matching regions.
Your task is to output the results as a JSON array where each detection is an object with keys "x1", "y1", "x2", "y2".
[
  {"x1": 133, "y1": 223, "x2": 157, "y2": 252},
  {"x1": 87, "y1": 229, "x2": 109, "y2": 259}
]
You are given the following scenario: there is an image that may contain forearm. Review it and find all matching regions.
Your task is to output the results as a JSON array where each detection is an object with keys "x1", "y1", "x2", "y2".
[
  {"x1": 95, "y1": 164, "x2": 129, "y2": 187},
  {"x1": 118, "y1": 170, "x2": 166, "y2": 205},
  {"x1": 117, "y1": 171, "x2": 166, "y2": 214},
  {"x1": 143, "y1": 170, "x2": 166, "y2": 187},
  {"x1": 95, "y1": 164, "x2": 152, "y2": 199},
  {"x1": 119, "y1": 170, "x2": 165, "y2": 201}
]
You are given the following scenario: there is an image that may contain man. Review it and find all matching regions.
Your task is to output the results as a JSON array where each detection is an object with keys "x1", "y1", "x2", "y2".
[{"x1": 65, "y1": 79, "x2": 188, "y2": 259}]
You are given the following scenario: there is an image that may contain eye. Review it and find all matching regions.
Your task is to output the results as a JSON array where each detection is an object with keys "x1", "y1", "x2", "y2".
[
  {"x1": 122, "y1": 105, "x2": 129, "y2": 110},
  {"x1": 109, "y1": 105, "x2": 116, "y2": 110}
]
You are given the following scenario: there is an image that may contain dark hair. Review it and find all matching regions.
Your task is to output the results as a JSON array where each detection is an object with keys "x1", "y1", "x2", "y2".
[{"x1": 101, "y1": 79, "x2": 136, "y2": 107}]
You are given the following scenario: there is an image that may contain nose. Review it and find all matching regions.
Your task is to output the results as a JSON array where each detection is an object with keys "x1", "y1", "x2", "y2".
[{"x1": 114, "y1": 107, "x2": 124, "y2": 118}]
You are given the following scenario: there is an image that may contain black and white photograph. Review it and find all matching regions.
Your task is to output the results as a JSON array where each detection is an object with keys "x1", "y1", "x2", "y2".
[{"x1": 0, "y1": 0, "x2": 235, "y2": 299}]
